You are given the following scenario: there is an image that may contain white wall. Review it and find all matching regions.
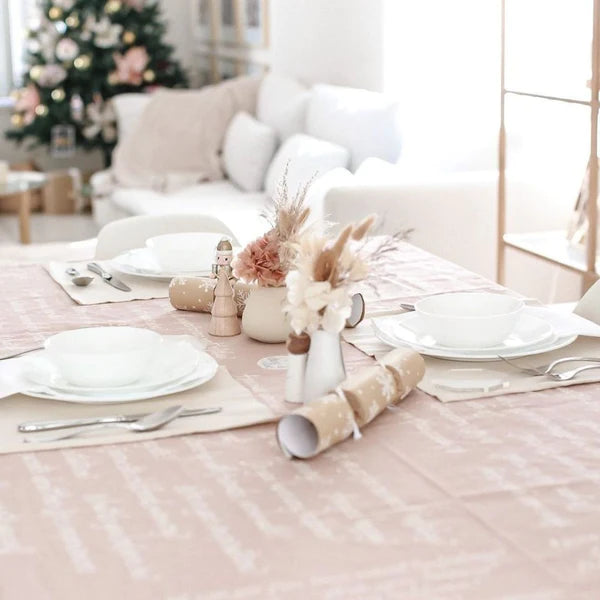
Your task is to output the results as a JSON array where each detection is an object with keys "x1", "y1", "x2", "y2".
[
  {"x1": 270, "y1": 0, "x2": 384, "y2": 90},
  {"x1": 160, "y1": 0, "x2": 194, "y2": 77},
  {"x1": 0, "y1": 0, "x2": 193, "y2": 172}
]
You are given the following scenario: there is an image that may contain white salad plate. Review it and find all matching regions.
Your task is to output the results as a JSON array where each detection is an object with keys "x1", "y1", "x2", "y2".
[
  {"x1": 20, "y1": 338, "x2": 218, "y2": 403},
  {"x1": 110, "y1": 247, "x2": 214, "y2": 281},
  {"x1": 373, "y1": 313, "x2": 577, "y2": 361}
]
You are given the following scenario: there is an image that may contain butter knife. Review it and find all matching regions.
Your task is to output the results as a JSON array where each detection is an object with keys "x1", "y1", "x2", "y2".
[
  {"x1": 87, "y1": 262, "x2": 131, "y2": 292},
  {"x1": 18, "y1": 406, "x2": 221, "y2": 433}
]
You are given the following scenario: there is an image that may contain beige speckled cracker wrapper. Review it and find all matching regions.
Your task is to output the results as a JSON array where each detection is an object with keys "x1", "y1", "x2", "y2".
[
  {"x1": 343, "y1": 347, "x2": 426, "y2": 426},
  {"x1": 169, "y1": 276, "x2": 251, "y2": 317},
  {"x1": 277, "y1": 393, "x2": 356, "y2": 459},
  {"x1": 277, "y1": 348, "x2": 425, "y2": 459}
]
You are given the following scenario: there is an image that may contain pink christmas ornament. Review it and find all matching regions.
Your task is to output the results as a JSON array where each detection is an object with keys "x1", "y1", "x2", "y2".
[
  {"x1": 111, "y1": 46, "x2": 149, "y2": 85},
  {"x1": 123, "y1": 0, "x2": 146, "y2": 10},
  {"x1": 15, "y1": 84, "x2": 41, "y2": 125}
]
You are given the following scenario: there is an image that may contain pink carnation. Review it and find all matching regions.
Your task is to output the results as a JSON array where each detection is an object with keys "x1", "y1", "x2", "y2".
[{"x1": 233, "y1": 232, "x2": 286, "y2": 287}]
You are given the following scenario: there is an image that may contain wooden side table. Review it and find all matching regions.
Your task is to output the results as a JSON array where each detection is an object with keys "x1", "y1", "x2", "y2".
[{"x1": 0, "y1": 172, "x2": 47, "y2": 244}]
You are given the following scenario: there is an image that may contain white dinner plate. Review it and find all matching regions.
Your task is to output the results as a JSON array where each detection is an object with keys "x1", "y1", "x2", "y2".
[
  {"x1": 21, "y1": 344, "x2": 219, "y2": 404},
  {"x1": 373, "y1": 315, "x2": 577, "y2": 361},
  {"x1": 24, "y1": 338, "x2": 200, "y2": 395},
  {"x1": 110, "y1": 247, "x2": 239, "y2": 281}
]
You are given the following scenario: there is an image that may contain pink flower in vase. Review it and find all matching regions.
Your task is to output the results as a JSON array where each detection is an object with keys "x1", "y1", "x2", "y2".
[
  {"x1": 233, "y1": 232, "x2": 287, "y2": 287},
  {"x1": 15, "y1": 84, "x2": 40, "y2": 125},
  {"x1": 111, "y1": 46, "x2": 149, "y2": 85}
]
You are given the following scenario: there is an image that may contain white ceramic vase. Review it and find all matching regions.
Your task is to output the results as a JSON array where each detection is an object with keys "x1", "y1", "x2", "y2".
[
  {"x1": 241, "y1": 285, "x2": 291, "y2": 343},
  {"x1": 303, "y1": 329, "x2": 346, "y2": 403}
]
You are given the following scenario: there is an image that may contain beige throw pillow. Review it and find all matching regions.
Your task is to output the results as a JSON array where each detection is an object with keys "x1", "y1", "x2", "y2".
[{"x1": 112, "y1": 76, "x2": 261, "y2": 191}]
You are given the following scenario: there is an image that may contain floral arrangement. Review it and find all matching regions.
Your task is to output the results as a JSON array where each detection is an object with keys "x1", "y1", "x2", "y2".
[
  {"x1": 232, "y1": 169, "x2": 312, "y2": 287},
  {"x1": 285, "y1": 216, "x2": 381, "y2": 335}
]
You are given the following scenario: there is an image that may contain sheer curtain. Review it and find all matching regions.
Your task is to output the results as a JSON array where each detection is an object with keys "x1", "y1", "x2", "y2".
[
  {"x1": 0, "y1": 0, "x2": 36, "y2": 97},
  {"x1": 382, "y1": 0, "x2": 501, "y2": 173}
]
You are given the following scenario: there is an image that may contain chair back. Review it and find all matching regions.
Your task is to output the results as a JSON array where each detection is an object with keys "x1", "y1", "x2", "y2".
[
  {"x1": 95, "y1": 214, "x2": 239, "y2": 259},
  {"x1": 574, "y1": 279, "x2": 600, "y2": 324}
]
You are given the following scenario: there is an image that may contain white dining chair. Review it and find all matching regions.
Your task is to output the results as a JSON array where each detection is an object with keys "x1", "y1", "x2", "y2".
[
  {"x1": 574, "y1": 279, "x2": 600, "y2": 324},
  {"x1": 94, "y1": 214, "x2": 239, "y2": 259}
]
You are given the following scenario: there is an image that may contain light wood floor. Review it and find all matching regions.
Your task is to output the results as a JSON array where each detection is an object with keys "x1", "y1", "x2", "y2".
[
  {"x1": 0, "y1": 213, "x2": 98, "y2": 244},
  {"x1": 0, "y1": 213, "x2": 98, "y2": 264}
]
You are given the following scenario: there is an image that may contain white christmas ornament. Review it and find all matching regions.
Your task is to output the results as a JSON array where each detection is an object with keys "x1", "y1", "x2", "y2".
[
  {"x1": 53, "y1": 0, "x2": 75, "y2": 9},
  {"x1": 80, "y1": 16, "x2": 93, "y2": 41},
  {"x1": 38, "y1": 64, "x2": 67, "y2": 87},
  {"x1": 27, "y1": 38, "x2": 41, "y2": 53},
  {"x1": 55, "y1": 37, "x2": 79, "y2": 61},
  {"x1": 83, "y1": 99, "x2": 117, "y2": 143},
  {"x1": 37, "y1": 20, "x2": 60, "y2": 63},
  {"x1": 70, "y1": 93, "x2": 84, "y2": 122},
  {"x1": 83, "y1": 16, "x2": 123, "y2": 48}
]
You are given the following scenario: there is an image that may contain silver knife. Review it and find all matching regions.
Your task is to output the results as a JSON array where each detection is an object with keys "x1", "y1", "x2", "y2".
[
  {"x1": 18, "y1": 407, "x2": 222, "y2": 433},
  {"x1": 87, "y1": 262, "x2": 132, "y2": 292}
]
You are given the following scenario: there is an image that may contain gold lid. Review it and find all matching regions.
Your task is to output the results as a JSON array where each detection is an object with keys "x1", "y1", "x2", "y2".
[{"x1": 217, "y1": 238, "x2": 233, "y2": 251}]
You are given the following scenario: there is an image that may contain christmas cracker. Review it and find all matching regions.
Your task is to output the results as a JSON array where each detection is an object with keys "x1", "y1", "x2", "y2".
[
  {"x1": 277, "y1": 348, "x2": 425, "y2": 459},
  {"x1": 169, "y1": 276, "x2": 251, "y2": 317}
]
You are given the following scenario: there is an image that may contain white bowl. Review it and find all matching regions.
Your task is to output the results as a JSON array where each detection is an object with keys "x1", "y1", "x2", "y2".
[
  {"x1": 146, "y1": 232, "x2": 226, "y2": 273},
  {"x1": 44, "y1": 327, "x2": 163, "y2": 388},
  {"x1": 414, "y1": 293, "x2": 524, "y2": 348}
]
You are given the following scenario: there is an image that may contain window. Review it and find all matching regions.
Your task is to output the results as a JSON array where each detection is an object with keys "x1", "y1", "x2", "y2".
[{"x1": 0, "y1": 0, "x2": 36, "y2": 97}]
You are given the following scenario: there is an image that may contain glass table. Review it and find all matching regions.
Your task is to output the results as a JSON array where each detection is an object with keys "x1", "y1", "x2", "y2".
[{"x1": 0, "y1": 171, "x2": 47, "y2": 244}]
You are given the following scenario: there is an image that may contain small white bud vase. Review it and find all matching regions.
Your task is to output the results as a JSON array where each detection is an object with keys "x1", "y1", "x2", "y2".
[
  {"x1": 241, "y1": 285, "x2": 291, "y2": 343},
  {"x1": 303, "y1": 329, "x2": 346, "y2": 403}
]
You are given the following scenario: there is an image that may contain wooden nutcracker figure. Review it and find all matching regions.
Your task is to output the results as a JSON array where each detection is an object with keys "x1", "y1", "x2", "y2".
[
  {"x1": 211, "y1": 238, "x2": 234, "y2": 279},
  {"x1": 209, "y1": 268, "x2": 241, "y2": 336}
]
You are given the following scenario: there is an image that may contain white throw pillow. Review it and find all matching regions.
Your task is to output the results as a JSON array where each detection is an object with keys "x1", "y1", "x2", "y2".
[
  {"x1": 264, "y1": 133, "x2": 350, "y2": 199},
  {"x1": 222, "y1": 111, "x2": 278, "y2": 192},
  {"x1": 256, "y1": 73, "x2": 310, "y2": 141},
  {"x1": 306, "y1": 84, "x2": 402, "y2": 171}
]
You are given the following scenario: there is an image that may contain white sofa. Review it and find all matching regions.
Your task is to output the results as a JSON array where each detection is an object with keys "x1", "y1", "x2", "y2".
[
  {"x1": 96, "y1": 73, "x2": 564, "y2": 288},
  {"x1": 91, "y1": 73, "x2": 403, "y2": 246}
]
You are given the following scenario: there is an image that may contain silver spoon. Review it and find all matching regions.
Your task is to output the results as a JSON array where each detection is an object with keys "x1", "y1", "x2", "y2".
[
  {"x1": 65, "y1": 267, "x2": 94, "y2": 287},
  {"x1": 23, "y1": 405, "x2": 184, "y2": 443}
]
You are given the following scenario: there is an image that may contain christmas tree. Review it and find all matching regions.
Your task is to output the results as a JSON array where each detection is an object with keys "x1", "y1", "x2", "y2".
[{"x1": 5, "y1": 0, "x2": 188, "y2": 166}]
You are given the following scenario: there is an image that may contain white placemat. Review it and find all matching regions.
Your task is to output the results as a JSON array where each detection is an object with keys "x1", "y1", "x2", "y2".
[
  {"x1": 344, "y1": 310, "x2": 600, "y2": 402},
  {"x1": 0, "y1": 365, "x2": 275, "y2": 454},
  {"x1": 47, "y1": 260, "x2": 169, "y2": 305}
]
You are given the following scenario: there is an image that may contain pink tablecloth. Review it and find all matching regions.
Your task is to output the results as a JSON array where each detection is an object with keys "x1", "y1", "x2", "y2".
[{"x1": 1, "y1": 243, "x2": 599, "y2": 599}]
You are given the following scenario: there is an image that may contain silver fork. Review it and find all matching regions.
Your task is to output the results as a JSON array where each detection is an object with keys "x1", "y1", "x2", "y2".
[
  {"x1": 548, "y1": 364, "x2": 600, "y2": 381},
  {"x1": 497, "y1": 355, "x2": 600, "y2": 376}
]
